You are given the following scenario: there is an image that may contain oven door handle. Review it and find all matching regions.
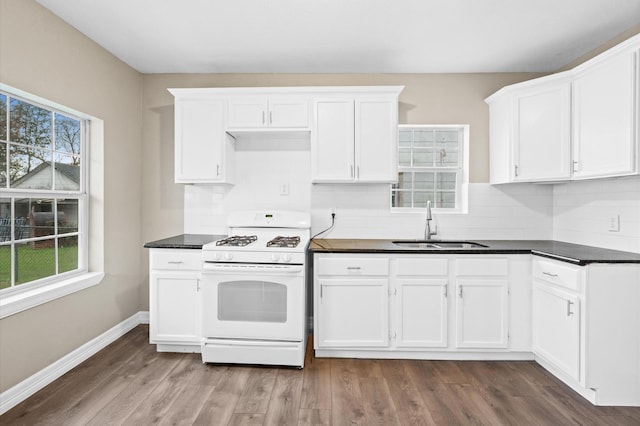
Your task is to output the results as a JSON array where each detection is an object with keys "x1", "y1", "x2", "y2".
[{"x1": 202, "y1": 263, "x2": 304, "y2": 273}]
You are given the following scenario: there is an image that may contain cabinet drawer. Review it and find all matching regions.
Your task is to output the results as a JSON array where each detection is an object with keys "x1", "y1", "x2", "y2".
[
  {"x1": 532, "y1": 258, "x2": 582, "y2": 292},
  {"x1": 456, "y1": 258, "x2": 508, "y2": 276},
  {"x1": 317, "y1": 257, "x2": 389, "y2": 276},
  {"x1": 396, "y1": 258, "x2": 448, "y2": 276},
  {"x1": 150, "y1": 249, "x2": 202, "y2": 271}
]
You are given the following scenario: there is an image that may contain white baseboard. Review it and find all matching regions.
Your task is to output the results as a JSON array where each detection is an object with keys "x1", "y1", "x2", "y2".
[{"x1": 0, "y1": 310, "x2": 149, "y2": 416}]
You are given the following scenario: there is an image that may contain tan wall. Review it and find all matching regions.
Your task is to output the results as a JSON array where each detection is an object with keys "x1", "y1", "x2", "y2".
[{"x1": 0, "y1": 0, "x2": 143, "y2": 392}]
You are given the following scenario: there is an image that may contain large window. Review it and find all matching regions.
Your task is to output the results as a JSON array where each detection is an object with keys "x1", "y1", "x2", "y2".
[
  {"x1": 391, "y1": 125, "x2": 468, "y2": 211},
  {"x1": 0, "y1": 90, "x2": 87, "y2": 293}
]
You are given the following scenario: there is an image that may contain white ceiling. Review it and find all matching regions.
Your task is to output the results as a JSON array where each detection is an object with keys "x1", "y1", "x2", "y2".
[{"x1": 36, "y1": 0, "x2": 640, "y2": 74}]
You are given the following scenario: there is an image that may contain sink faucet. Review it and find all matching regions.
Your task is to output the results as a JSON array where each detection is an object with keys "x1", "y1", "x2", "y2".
[{"x1": 425, "y1": 200, "x2": 437, "y2": 240}]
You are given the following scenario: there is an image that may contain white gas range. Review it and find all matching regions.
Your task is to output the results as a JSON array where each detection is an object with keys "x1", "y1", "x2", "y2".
[{"x1": 200, "y1": 210, "x2": 311, "y2": 368}]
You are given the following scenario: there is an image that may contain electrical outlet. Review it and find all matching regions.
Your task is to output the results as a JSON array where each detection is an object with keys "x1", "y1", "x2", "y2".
[
  {"x1": 608, "y1": 214, "x2": 620, "y2": 232},
  {"x1": 331, "y1": 207, "x2": 336, "y2": 215},
  {"x1": 279, "y1": 183, "x2": 289, "y2": 196}
]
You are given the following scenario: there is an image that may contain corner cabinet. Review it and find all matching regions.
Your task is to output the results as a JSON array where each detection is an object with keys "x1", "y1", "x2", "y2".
[
  {"x1": 486, "y1": 34, "x2": 640, "y2": 183},
  {"x1": 532, "y1": 257, "x2": 640, "y2": 406},
  {"x1": 149, "y1": 248, "x2": 202, "y2": 352},
  {"x1": 314, "y1": 253, "x2": 530, "y2": 358},
  {"x1": 169, "y1": 90, "x2": 235, "y2": 184},
  {"x1": 572, "y1": 49, "x2": 638, "y2": 179},
  {"x1": 311, "y1": 88, "x2": 403, "y2": 183}
]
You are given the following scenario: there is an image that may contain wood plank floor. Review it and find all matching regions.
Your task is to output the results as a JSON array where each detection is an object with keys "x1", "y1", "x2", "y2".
[{"x1": 2, "y1": 325, "x2": 639, "y2": 425}]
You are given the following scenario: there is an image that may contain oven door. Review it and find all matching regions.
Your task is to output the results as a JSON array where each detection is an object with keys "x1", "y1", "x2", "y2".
[{"x1": 201, "y1": 263, "x2": 305, "y2": 341}]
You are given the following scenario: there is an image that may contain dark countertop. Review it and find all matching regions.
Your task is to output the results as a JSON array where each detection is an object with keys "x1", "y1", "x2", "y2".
[
  {"x1": 308, "y1": 239, "x2": 640, "y2": 265},
  {"x1": 143, "y1": 234, "x2": 225, "y2": 249}
]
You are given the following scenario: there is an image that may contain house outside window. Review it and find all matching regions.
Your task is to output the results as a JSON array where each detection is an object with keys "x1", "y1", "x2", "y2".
[
  {"x1": 0, "y1": 90, "x2": 87, "y2": 293},
  {"x1": 391, "y1": 124, "x2": 469, "y2": 212}
]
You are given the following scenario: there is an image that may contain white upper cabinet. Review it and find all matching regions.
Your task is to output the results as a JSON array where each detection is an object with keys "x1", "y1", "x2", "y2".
[
  {"x1": 572, "y1": 49, "x2": 638, "y2": 179},
  {"x1": 171, "y1": 94, "x2": 234, "y2": 184},
  {"x1": 312, "y1": 99, "x2": 355, "y2": 181},
  {"x1": 486, "y1": 34, "x2": 640, "y2": 183},
  {"x1": 514, "y1": 81, "x2": 572, "y2": 182},
  {"x1": 311, "y1": 88, "x2": 402, "y2": 183},
  {"x1": 487, "y1": 74, "x2": 573, "y2": 184},
  {"x1": 227, "y1": 97, "x2": 309, "y2": 129}
]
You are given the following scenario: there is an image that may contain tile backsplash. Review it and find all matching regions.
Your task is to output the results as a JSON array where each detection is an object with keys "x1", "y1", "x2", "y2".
[
  {"x1": 184, "y1": 144, "x2": 638, "y2": 253},
  {"x1": 553, "y1": 175, "x2": 640, "y2": 253}
]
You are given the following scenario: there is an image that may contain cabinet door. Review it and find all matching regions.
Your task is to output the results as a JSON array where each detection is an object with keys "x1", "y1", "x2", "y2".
[
  {"x1": 227, "y1": 99, "x2": 268, "y2": 128},
  {"x1": 572, "y1": 50, "x2": 638, "y2": 179},
  {"x1": 268, "y1": 99, "x2": 309, "y2": 128},
  {"x1": 455, "y1": 279, "x2": 509, "y2": 348},
  {"x1": 150, "y1": 272, "x2": 200, "y2": 343},
  {"x1": 532, "y1": 282, "x2": 580, "y2": 381},
  {"x1": 514, "y1": 83, "x2": 571, "y2": 181},
  {"x1": 312, "y1": 99, "x2": 355, "y2": 182},
  {"x1": 174, "y1": 99, "x2": 226, "y2": 183},
  {"x1": 316, "y1": 278, "x2": 389, "y2": 347},
  {"x1": 395, "y1": 279, "x2": 448, "y2": 348},
  {"x1": 355, "y1": 98, "x2": 398, "y2": 182}
]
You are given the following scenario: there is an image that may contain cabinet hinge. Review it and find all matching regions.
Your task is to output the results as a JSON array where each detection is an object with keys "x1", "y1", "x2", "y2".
[{"x1": 572, "y1": 160, "x2": 579, "y2": 172}]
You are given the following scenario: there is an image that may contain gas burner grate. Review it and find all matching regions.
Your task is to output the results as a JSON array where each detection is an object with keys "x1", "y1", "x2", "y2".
[
  {"x1": 267, "y1": 236, "x2": 301, "y2": 248},
  {"x1": 215, "y1": 235, "x2": 258, "y2": 247}
]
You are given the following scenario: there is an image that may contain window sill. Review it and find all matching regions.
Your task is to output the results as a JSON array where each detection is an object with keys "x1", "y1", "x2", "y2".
[{"x1": 0, "y1": 272, "x2": 105, "y2": 319}]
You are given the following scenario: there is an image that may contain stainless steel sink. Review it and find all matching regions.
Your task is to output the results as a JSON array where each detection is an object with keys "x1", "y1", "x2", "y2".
[{"x1": 392, "y1": 240, "x2": 488, "y2": 249}]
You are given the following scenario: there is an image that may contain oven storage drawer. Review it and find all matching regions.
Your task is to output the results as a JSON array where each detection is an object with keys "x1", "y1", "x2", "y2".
[
  {"x1": 150, "y1": 249, "x2": 202, "y2": 270},
  {"x1": 201, "y1": 338, "x2": 305, "y2": 367},
  {"x1": 317, "y1": 257, "x2": 389, "y2": 276}
]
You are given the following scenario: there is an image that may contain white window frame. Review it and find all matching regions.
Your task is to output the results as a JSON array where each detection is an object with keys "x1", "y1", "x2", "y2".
[
  {"x1": 0, "y1": 84, "x2": 104, "y2": 319},
  {"x1": 391, "y1": 124, "x2": 469, "y2": 214}
]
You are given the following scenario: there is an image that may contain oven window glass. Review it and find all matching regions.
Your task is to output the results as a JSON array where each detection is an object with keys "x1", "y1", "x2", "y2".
[{"x1": 218, "y1": 280, "x2": 287, "y2": 323}]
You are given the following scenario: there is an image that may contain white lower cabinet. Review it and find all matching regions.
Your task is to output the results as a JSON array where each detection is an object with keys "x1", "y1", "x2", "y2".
[
  {"x1": 532, "y1": 281, "x2": 581, "y2": 381},
  {"x1": 315, "y1": 256, "x2": 389, "y2": 347},
  {"x1": 314, "y1": 254, "x2": 524, "y2": 357},
  {"x1": 394, "y1": 257, "x2": 448, "y2": 348},
  {"x1": 149, "y1": 249, "x2": 202, "y2": 352},
  {"x1": 455, "y1": 258, "x2": 509, "y2": 349},
  {"x1": 532, "y1": 257, "x2": 640, "y2": 406}
]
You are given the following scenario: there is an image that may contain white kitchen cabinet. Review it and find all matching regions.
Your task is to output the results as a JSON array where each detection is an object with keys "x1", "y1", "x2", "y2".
[
  {"x1": 455, "y1": 258, "x2": 509, "y2": 349},
  {"x1": 532, "y1": 281, "x2": 581, "y2": 381},
  {"x1": 169, "y1": 92, "x2": 234, "y2": 184},
  {"x1": 149, "y1": 249, "x2": 202, "y2": 352},
  {"x1": 311, "y1": 88, "x2": 402, "y2": 183},
  {"x1": 531, "y1": 257, "x2": 640, "y2": 406},
  {"x1": 486, "y1": 34, "x2": 640, "y2": 183},
  {"x1": 312, "y1": 98, "x2": 354, "y2": 182},
  {"x1": 486, "y1": 74, "x2": 572, "y2": 183},
  {"x1": 314, "y1": 254, "x2": 524, "y2": 356},
  {"x1": 572, "y1": 49, "x2": 638, "y2": 179},
  {"x1": 227, "y1": 97, "x2": 309, "y2": 129},
  {"x1": 513, "y1": 81, "x2": 572, "y2": 182},
  {"x1": 315, "y1": 255, "x2": 389, "y2": 347},
  {"x1": 394, "y1": 257, "x2": 448, "y2": 348}
]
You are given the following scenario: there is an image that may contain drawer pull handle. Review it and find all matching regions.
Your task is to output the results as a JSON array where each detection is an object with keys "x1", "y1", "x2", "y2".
[
  {"x1": 346, "y1": 266, "x2": 361, "y2": 270},
  {"x1": 542, "y1": 271, "x2": 558, "y2": 278},
  {"x1": 167, "y1": 261, "x2": 184, "y2": 264}
]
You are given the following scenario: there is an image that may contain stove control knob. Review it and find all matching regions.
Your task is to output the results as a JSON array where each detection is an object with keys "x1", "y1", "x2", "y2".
[
  {"x1": 271, "y1": 253, "x2": 280, "y2": 262},
  {"x1": 225, "y1": 252, "x2": 233, "y2": 261},
  {"x1": 214, "y1": 252, "x2": 222, "y2": 260},
  {"x1": 282, "y1": 254, "x2": 292, "y2": 263}
]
